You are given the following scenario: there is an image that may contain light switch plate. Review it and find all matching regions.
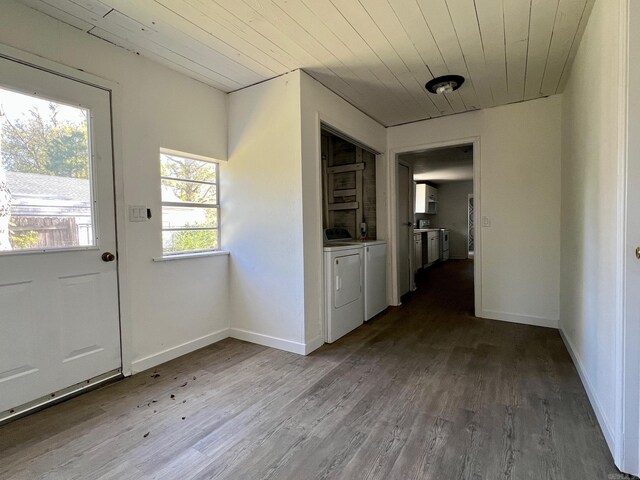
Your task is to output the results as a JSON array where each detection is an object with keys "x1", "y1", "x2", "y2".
[
  {"x1": 129, "y1": 205, "x2": 149, "y2": 222},
  {"x1": 482, "y1": 216, "x2": 491, "y2": 227}
]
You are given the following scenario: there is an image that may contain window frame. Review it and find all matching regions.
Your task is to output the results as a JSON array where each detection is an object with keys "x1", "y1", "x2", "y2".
[{"x1": 159, "y1": 149, "x2": 221, "y2": 256}]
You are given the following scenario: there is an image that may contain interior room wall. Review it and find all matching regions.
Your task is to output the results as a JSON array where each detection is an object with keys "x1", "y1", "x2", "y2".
[
  {"x1": 388, "y1": 95, "x2": 561, "y2": 328},
  {"x1": 559, "y1": 0, "x2": 622, "y2": 455},
  {"x1": 226, "y1": 72, "x2": 306, "y2": 352},
  {"x1": 0, "y1": 0, "x2": 230, "y2": 373},
  {"x1": 300, "y1": 71, "x2": 388, "y2": 347},
  {"x1": 226, "y1": 71, "x2": 388, "y2": 354},
  {"x1": 433, "y1": 181, "x2": 473, "y2": 259}
]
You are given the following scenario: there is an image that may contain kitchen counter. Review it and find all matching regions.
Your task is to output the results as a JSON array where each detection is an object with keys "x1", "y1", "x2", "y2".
[{"x1": 413, "y1": 228, "x2": 442, "y2": 233}]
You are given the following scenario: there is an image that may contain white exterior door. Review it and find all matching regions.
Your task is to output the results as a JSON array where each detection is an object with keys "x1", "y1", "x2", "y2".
[{"x1": 0, "y1": 56, "x2": 121, "y2": 416}]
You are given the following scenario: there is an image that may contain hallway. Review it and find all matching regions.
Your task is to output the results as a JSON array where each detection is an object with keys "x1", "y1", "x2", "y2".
[{"x1": 0, "y1": 261, "x2": 618, "y2": 479}]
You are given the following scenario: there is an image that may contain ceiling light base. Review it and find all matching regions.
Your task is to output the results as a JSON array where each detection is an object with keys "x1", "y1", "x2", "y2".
[{"x1": 426, "y1": 75, "x2": 465, "y2": 95}]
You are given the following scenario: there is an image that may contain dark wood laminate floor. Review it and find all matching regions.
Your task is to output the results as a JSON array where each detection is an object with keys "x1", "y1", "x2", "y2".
[{"x1": 0, "y1": 260, "x2": 620, "y2": 479}]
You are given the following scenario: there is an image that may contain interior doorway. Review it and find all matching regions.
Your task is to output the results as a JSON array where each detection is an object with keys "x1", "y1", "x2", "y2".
[{"x1": 391, "y1": 138, "x2": 480, "y2": 315}]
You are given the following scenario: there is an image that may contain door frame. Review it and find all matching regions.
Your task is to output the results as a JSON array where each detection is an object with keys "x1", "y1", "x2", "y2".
[
  {"x1": 0, "y1": 44, "x2": 133, "y2": 376},
  {"x1": 388, "y1": 136, "x2": 481, "y2": 316},
  {"x1": 618, "y1": 0, "x2": 640, "y2": 473},
  {"x1": 396, "y1": 159, "x2": 413, "y2": 295}
]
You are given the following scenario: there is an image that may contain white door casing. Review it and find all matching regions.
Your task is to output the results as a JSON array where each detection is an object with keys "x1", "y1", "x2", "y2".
[
  {"x1": 397, "y1": 162, "x2": 412, "y2": 297},
  {"x1": 389, "y1": 137, "x2": 481, "y2": 313},
  {"x1": 0, "y1": 56, "x2": 121, "y2": 415},
  {"x1": 619, "y1": 0, "x2": 640, "y2": 474}
]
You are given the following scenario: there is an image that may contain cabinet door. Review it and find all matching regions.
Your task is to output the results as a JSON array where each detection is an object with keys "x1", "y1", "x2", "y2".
[
  {"x1": 430, "y1": 237, "x2": 436, "y2": 263},
  {"x1": 422, "y1": 232, "x2": 428, "y2": 266},
  {"x1": 415, "y1": 184, "x2": 426, "y2": 213},
  {"x1": 427, "y1": 232, "x2": 439, "y2": 263}
]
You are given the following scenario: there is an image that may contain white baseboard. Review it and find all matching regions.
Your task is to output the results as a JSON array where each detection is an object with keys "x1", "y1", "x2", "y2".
[
  {"x1": 131, "y1": 328, "x2": 231, "y2": 374},
  {"x1": 559, "y1": 328, "x2": 616, "y2": 454},
  {"x1": 304, "y1": 336, "x2": 325, "y2": 354},
  {"x1": 229, "y1": 328, "x2": 311, "y2": 355},
  {"x1": 479, "y1": 310, "x2": 558, "y2": 329}
]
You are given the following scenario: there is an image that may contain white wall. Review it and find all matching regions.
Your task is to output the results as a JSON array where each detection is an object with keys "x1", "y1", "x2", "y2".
[
  {"x1": 0, "y1": 1, "x2": 230, "y2": 373},
  {"x1": 299, "y1": 71, "x2": 388, "y2": 346},
  {"x1": 226, "y1": 72, "x2": 307, "y2": 352},
  {"x1": 388, "y1": 96, "x2": 562, "y2": 328},
  {"x1": 559, "y1": 0, "x2": 622, "y2": 455},
  {"x1": 225, "y1": 70, "x2": 388, "y2": 353},
  {"x1": 433, "y1": 181, "x2": 473, "y2": 259}
]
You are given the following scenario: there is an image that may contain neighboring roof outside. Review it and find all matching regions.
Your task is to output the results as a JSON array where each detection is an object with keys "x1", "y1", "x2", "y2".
[{"x1": 5, "y1": 171, "x2": 90, "y2": 203}]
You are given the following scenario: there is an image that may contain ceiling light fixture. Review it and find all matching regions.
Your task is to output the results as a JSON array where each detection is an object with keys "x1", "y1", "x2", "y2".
[{"x1": 425, "y1": 75, "x2": 465, "y2": 95}]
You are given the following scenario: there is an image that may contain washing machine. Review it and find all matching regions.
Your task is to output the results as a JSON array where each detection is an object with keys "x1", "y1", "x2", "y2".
[
  {"x1": 323, "y1": 242, "x2": 364, "y2": 343},
  {"x1": 324, "y1": 228, "x2": 387, "y2": 322}
]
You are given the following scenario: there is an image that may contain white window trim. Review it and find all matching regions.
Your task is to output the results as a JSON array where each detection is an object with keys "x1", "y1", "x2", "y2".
[{"x1": 159, "y1": 148, "x2": 222, "y2": 258}]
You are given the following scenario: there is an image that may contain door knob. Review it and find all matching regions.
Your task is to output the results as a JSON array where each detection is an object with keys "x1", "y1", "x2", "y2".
[
  {"x1": 636, "y1": 246, "x2": 640, "y2": 260},
  {"x1": 101, "y1": 252, "x2": 116, "y2": 262}
]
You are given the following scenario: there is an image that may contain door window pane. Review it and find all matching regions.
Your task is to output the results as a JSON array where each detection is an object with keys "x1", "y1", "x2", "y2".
[{"x1": 0, "y1": 87, "x2": 93, "y2": 252}]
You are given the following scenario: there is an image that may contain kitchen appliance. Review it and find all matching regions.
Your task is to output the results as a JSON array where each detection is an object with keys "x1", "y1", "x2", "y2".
[
  {"x1": 418, "y1": 219, "x2": 429, "y2": 229},
  {"x1": 324, "y1": 228, "x2": 388, "y2": 325},
  {"x1": 440, "y1": 229, "x2": 450, "y2": 261},
  {"x1": 323, "y1": 242, "x2": 364, "y2": 343},
  {"x1": 324, "y1": 228, "x2": 364, "y2": 342}
]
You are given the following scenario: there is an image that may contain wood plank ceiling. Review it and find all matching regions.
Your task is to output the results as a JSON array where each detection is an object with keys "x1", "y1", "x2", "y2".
[{"x1": 17, "y1": 0, "x2": 595, "y2": 127}]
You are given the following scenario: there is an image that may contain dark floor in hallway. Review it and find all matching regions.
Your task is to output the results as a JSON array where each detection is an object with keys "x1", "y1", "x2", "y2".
[{"x1": 0, "y1": 260, "x2": 619, "y2": 479}]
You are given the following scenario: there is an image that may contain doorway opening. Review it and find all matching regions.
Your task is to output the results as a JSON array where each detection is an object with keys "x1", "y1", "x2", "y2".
[{"x1": 393, "y1": 140, "x2": 480, "y2": 316}]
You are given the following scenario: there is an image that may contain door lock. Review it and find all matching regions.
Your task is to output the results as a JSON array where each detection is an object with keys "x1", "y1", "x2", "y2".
[{"x1": 101, "y1": 252, "x2": 116, "y2": 262}]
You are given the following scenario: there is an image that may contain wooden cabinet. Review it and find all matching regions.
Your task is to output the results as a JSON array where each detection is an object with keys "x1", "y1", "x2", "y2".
[
  {"x1": 413, "y1": 233, "x2": 422, "y2": 273},
  {"x1": 426, "y1": 185, "x2": 438, "y2": 202},
  {"x1": 414, "y1": 183, "x2": 438, "y2": 214},
  {"x1": 427, "y1": 231, "x2": 440, "y2": 264},
  {"x1": 414, "y1": 183, "x2": 426, "y2": 213}
]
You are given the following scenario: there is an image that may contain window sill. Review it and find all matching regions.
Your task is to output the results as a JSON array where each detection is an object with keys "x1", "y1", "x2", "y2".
[{"x1": 153, "y1": 250, "x2": 230, "y2": 262}]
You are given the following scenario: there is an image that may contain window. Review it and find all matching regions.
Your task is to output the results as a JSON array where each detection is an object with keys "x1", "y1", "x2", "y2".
[
  {"x1": 0, "y1": 86, "x2": 95, "y2": 252},
  {"x1": 160, "y1": 151, "x2": 219, "y2": 254}
]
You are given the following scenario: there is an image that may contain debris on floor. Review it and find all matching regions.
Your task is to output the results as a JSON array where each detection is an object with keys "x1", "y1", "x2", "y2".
[
  {"x1": 150, "y1": 372, "x2": 160, "y2": 378},
  {"x1": 180, "y1": 382, "x2": 188, "y2": 387},
  {"x1": 143, "y1": 432, "x2": 149, "y2": 438}
]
